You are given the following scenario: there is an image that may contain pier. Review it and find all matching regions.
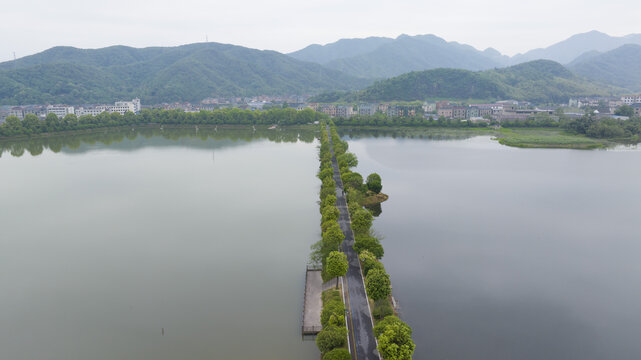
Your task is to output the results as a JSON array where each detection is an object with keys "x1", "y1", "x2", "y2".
[{"x1": 302, "y1": 266, "x2": 323, "y2": 335}]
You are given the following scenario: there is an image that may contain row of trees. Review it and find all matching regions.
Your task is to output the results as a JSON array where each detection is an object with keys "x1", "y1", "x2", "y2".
[
  {"x1": 313, "y1": 119, "x2": 350, "y2": 359},
  {"x1": 327, "y1": 121, "x2": 415, "y2": 360},
  {"x1": 0, "y1": 108, "x2": 328, "y2": 138}
]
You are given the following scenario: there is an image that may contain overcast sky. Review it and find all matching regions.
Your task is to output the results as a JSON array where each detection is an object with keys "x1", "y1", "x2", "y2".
[{"x1": 2, "y1": 0, "x2": 639, "y2": 63}]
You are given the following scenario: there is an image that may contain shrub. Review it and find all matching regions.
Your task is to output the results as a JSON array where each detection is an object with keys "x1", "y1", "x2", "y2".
[
  {"x1": 323, "y1": 348, "x2": 351, "y2": 360},
  {"x1": 316, "y1": 325, "x2": 347, "y2": 354},
  {"x1": 372, "y1": 299, "x2": 394, "y2": 320},
  {"x1": 321, "y1": 300, "x2": 345, "y2": 328}
]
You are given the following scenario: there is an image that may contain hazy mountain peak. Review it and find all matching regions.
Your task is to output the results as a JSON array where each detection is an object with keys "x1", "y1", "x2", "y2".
[
  {"x1": 511, "y1": 30, "x2": 641, "y2": 65},
  {"x1": 569, "y1": 43, "x2": 641, "y2": 91}
]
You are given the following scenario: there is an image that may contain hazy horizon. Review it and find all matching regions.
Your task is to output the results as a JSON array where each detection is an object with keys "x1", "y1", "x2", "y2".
[{"x1": 3, "y1": 0, "x2": 641, "y2": 63}]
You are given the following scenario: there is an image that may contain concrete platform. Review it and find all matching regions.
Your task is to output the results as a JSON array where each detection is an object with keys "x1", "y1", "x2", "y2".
[{"x1": 302, "y1": 269, "x2": 322, "y2": 334}]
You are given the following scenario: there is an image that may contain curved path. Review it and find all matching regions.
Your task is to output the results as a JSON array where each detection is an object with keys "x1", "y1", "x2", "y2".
[{"x1": 327, "y1": 126, "x2": 379, "y2": 360}]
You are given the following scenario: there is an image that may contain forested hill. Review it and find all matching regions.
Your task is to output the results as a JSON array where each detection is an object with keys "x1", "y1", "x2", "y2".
[
  {"x1": 0, "y1": 43, "x2": 371, "y2": 105},
  {"x1": 354, "y1": 60, "x2": 615, "y2": 103}
]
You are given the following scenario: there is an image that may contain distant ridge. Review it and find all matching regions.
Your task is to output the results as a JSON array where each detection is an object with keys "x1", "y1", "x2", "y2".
[
  {"x1": 0, "y1": 43, "x2": 370, "y2": 105},
  {"x1": 288, "y1": 37, "x2": 394, "y2": 64},
  {"x1": 344, "y1": 60, "x2": 617, "y2": 103},
  {"x1": 288, "y1": 31, "x2": 641, "y2": 81},
  {"x1": 569, "y1": 44, "x2": 641, "y2": 92},
  {"x1": 511, "y1": 30, "x2": 641, "y2": 64},
  {"x1": 289, "y1": 34, "x2": 508, "y2": 79}
]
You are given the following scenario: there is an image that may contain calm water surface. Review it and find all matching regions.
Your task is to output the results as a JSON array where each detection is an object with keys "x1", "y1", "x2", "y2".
[
  {"x1": 0, "y1": 128, "x2": 319, "y2": 360},
  {"x1": 345, "y1": 132, "x2": 641, "y2": 360}
]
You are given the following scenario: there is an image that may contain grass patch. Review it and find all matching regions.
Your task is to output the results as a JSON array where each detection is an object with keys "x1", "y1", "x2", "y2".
[
  {"x1": 496, "y1": 128, "x2": 606, "y2": 149},
  {"x1": 361, "y1": 192, "x2": 389, "y2": 207}
]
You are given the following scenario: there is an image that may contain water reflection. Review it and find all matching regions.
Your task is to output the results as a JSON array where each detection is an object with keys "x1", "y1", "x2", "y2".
[
  {"x1": 0, "y1": 125, "x2": 316, "y2": 157},
  {"x1": 338, "y1": 127, "x2": 484, "y2": 141},
  {"x1": 364, "y1": 203, "x2": 382, "y2": 217}
]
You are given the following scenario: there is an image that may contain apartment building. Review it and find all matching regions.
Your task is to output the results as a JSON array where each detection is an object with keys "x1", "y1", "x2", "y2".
[
  {"x1": 622, "y1": 95, "x2": 641, "y2": 105},
  {"x1": 46, "y1": 105, "x2": 74, "y2": 118}
]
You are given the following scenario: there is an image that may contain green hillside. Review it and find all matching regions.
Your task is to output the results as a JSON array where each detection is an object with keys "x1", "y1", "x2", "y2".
[
  {"x1": 355, "y1": 60, "x2": 615, "y2": 103},
  {"x1": 0, "y1": 43, "x2": 370, "y2": 105}
]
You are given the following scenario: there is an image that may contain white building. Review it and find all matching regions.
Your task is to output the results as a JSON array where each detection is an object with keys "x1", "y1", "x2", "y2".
[
  {"x1": 358, "y1": 103, "x2": 378, "y2": 116},
  {"x1": 75, "y1": 105, "x2": 108, "y2": 117},
  {"x1": 621, "y1": 95, "x2": 641, "y2": 105},
  {"x1": 75, "y1": 99, "x2": 141, "y2": 117},
  {"x1": 46, "y1": 105, "x2": 74, "y2": 118}
]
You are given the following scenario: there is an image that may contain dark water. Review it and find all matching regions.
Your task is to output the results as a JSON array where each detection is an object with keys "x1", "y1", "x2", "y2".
[
  {"x1": 345, "y1": 133, "x2": 641, "y2": 360},
  {"x1": 0, "y1": 128, "x2": 319, "y2": 360}
]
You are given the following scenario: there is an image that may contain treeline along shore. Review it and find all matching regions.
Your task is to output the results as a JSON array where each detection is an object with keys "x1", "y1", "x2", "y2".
[
  {"x1": 3, "y1": 106, "x2": 640, "y2": 150},
  {"x1": 0, "y1": 107, "x2": 327, "y2": 138}
]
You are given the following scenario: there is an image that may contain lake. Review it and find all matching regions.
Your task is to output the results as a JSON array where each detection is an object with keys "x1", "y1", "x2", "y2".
[
  {"x1": 0, "y1": 127, "x2": 320, "y2": 360},
  {"x1": 3, "y1": 127, "x2": 640, "y2": 360},
  {"x1": 343, "y1": 130, "x2": 641, "y2": 360}
]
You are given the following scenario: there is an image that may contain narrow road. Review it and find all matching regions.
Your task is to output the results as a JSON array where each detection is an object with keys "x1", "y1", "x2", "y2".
[{"x1": 327, "y1": 126, "x2": 379, "y2": 360}]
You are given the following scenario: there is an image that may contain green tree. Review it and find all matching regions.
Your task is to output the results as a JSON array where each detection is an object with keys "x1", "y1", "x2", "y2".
[
  {"x1": 354, "y1": 235, "x2": 384, "y2": 259},
  {"x1": 323, "y1": 348, "x2": 351, "y2": 360},
  {"x1": 374, "y1": 316, "x2": 415, "y2": 360},
  {"x1": 347, "y1": 187, "x2": 365, "y2": 205},
  {"x1": 316, "y1": 325, "x2": 347, "y2": 354},
  {"x1": 1, "y1": 116, "x2": 24, "y2": 136},
  {"x1": 342, "y1": 171, "x2": 364, "y2": 190},
  {"x1": 615, "y1": 105, "x2": 635, "y2": 117},
  {"x1": 359, "y1": 250, "x2": 383, "y2": 276},
  {"x1": 321, "y1": 194, "x2": 337, "y2": 211},
  {"x1": 22, "y1": 114, "x2": 41, "y2": 134},
  {"x1": 322, "y1": 206, "x2": 340, "y2": 224},
  {"x1": 366, "y1": 173, "x2": 382, "y2": 194},
  {"x1": 318, "y1": 167, "x2": 334, "y2": 181},
  {"x1": 351, "y1": 208, "x2": 373, "y2": 235},
  {"x1": 337, "y1": 152, "x2": 358, "y2": 168},
  {"x1": 44, "y1": 113, "x2": 60, "y2": 132},
  {"x1": 326, "y1": 251, "x2": 348, "y2": 289},
  {"x1": 365, "y1": 268, "x2": 391, "y2": 301}
]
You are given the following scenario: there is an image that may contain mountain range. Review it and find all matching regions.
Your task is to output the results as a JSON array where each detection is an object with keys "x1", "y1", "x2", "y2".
[
  {"x1": 289, "y1": 31, "x2": 641, "y2": 81},
  {"x1": 1, "y1": 30, "x2": 641, "y2": 106},
  {"x1": 0, "y1": 43, "x2": 369, "y2": 105}
]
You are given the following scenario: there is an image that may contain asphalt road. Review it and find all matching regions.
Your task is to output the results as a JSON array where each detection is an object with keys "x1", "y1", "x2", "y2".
[{"x1": 328, "y1": 127, "x2": 380, "y2": 360}]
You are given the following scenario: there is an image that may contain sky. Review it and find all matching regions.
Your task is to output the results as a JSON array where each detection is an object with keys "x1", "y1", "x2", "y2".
[{"x1": 2, "y1": 0, "x2": 640, "y2": 63}]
